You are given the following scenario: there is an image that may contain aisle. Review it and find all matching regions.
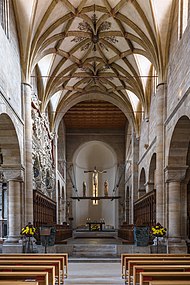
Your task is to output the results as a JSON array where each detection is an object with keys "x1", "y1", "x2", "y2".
[{"x1": 64, "y1": 262, "x2": 123, "y2": 285}]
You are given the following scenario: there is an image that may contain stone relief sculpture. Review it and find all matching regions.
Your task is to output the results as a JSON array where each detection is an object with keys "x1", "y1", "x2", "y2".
[{"x1": 32, "y1": 102, "x2": 55, "y2": 198}]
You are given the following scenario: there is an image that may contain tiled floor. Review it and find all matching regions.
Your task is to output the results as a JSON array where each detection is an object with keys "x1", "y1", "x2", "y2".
[{"x1": 65, "y1": 262, "x2": 123, "y2": 285}]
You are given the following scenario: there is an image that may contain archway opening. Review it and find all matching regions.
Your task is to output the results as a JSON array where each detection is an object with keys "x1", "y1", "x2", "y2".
[{"x1": 72, "y1": 141, "x2": 118, "y2": 229}]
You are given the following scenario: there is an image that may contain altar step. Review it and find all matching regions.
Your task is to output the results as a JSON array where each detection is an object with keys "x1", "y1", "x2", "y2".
[
  {"x1": 69, "y1": 257, "x2": 120, "y2": 263},
  {"x1": 72, "y1": 244, "x2": 117, "y2": 258}
]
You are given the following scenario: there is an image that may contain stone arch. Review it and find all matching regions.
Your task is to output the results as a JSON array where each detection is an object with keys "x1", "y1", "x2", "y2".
[
  {"x1": 138, "y1": 168, "x2": 146, "y2": 198},
  {"x1": 0, "y1": 113, "x2": 21, "y2": 167},
  {"x1": 148, "y1": 153, "x2": 156, "y2": 192},
  {"x1": 166, "y1": 116, "x2": 190, "y2": 241},
  {"x1": 168, "y1": 116, "x2": 190, "y2": 167},
  {"x1": 71, "y1": 140, "x2": 119, "y2": 229},
  {"x1": 0, "y1": 113, "x2": 22, "y2": 240}
]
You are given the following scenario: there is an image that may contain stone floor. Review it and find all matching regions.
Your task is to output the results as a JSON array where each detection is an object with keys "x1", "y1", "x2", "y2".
[{"x1": 65, "y1": 262, "x2": 123, "y2": 285}]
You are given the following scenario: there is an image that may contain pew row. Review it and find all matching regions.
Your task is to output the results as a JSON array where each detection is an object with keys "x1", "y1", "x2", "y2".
[
  {"x1": 0, "y1": 265, "x2": 55, "y2": 285},
  {"x1": 0, "y1": 253, "x2": 68, "y2": 278},
  {"x1": 122, "y1": 254, "x2": 190, "y2": 279},
  {"x1": 133, "y1": 264, "x2": 190, "y2": 285},
  {"x1": 127, "y1": 259, "x2": 190, "y2": 284},
  {"x1": 140, "y1": 272, "x2": 190, "y2": 285},
  {"x1": 0, "y1": 280, "x2": 39, "y2": 285},
  {"x1": 0, "y1": 254, "x2": 65, "y2": 282},
  {"x1": 121, "y1": 253, "x2": 190, "y2": 277},
  {"x1": 0, "y1": 259, "x2": 61, "y2": 285},
  {"x1": 148, "y1": 281, "x2": 190, "y2": 285},
  {"x1": 0, "y1": 271, "x2": 48, "y2": 285}
]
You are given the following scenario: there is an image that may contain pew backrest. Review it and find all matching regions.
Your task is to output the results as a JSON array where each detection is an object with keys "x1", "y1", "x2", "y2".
[{"x1": 140, "y1": 271, "x2": 190, "y2": 285}]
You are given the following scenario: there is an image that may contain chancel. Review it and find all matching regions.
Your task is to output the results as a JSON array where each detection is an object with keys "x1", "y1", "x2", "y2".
[{"x1": 0, "y1": 0, "x2": 190, "y2": 283}]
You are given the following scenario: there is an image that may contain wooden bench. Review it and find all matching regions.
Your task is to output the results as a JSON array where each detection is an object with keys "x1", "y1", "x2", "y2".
[
  {"x1": 0, "y1": 253, "x2": 68, "y2": 278},
  {"x1": 0, "y1": 271, "x2": 48, "y2": 285},
  {"x1": 133, "y1": 264, "x2": 190, "y2": 285},
  {"x1": 128, "y1": 259, "x2": 190, "y2": 285},
  {"x1": 149, "y1": 281, "x2": 190, "y2": 285},
  {"x1": 0, "y1": 280, "x2": 39, "y2": 285},
  {"x1": 121, "y1": 253, "x2": 190, "y2": 277},
  {"x1": 0, "y1": 265, "x2": 55, "y2": 285},
  {"x1": 0, "y1": 254, "x2": 66, "y2": 282},
  {"x1": 122, "y1": 254, "x2": 190, "y2": 279},
  {"x1": 0, "y1": 258, "x2": 61, "y2": 285},
  {"x1": 140, "y1": 272, "x2": 190, "y2": 285}
]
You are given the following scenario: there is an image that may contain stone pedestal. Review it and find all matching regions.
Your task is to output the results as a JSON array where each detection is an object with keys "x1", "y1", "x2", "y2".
[{"x1": 167, "y1": 239, "x2": 187, "y2": 253}]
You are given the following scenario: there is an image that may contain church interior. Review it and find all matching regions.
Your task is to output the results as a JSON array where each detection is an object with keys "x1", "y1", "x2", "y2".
[{"x1": 0, "y1": 0, "x2": 190, "y2": 283}]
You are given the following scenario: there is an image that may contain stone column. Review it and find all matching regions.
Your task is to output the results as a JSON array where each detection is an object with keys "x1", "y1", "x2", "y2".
[
  {"x1": 165, "y1": 165, "x2": 188, "y2": 253},
  {"x1": 129, "y1": 132, "x2": 139, "y2": 224},
  {"x1": 22, "y1": 83, "x2": 33, "y2": 224},
  {"x1": 7, "y1": 178, "x2": 22, "y2": 242},
  {"x1": 156, "y1": 83, "x2": 166, "y2": 224}
]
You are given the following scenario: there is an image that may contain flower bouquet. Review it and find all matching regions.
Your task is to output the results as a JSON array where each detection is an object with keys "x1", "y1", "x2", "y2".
[
  {"x1": 20, "y1": 222, "x2": 37, "y2": 253},
  {"x1": 150, "y1": 222, "x2": 167, "y2": 253}
]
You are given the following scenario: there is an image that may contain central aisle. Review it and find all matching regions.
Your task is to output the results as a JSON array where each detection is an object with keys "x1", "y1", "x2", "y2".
[{"x1": 65, "y1": 262, "x2": 123, "y2": 285}]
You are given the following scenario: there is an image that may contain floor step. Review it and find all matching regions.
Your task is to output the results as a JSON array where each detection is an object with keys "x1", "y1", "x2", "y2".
[{"x1": 69, "y1": 257, "x2": 121, "y2": 263}]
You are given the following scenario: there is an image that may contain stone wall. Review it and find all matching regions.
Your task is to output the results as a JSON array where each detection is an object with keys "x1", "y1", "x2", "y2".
[{"x1": 0, "y1": 0, "x2": 21, "y2": 117}]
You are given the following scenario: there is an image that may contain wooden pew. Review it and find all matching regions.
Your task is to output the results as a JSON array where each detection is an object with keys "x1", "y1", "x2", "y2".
[
  {"x1": 133, "y1": 264, "x2": 190, "y2": 285},
  {"x1": 0, "y1": 280, "x2": 39, "y2": 285},
  {"x1": 121, "y1": 253, "x2": 190, "y2": 277},
  {"x1": 0, "y1": 271, "x2": 48, "y2": 285},
  {"x1": 139, "y1": 272, "x2": 190, "y2": 285},
  {"x1": 0, "y1": 253, "x2": 68, "y2": 278},
  {"x1": 127, "y1": 260, "x2": 190, "y2": 284},
  {"x1": 149, "y1": 281, "x2": 190, "y2": 285},
  {"x1": 0, "y1": 254, "x2": 65, "y2": 282},
  {"x1": 122, "y1": 254, "x2": 190, "y2": 279},
  {"x1": 0, "y1": 258, "x2": 61, "y2": 285},
  {"x1": 0, "y1": 265, "x2": 55, "y2": 285}
]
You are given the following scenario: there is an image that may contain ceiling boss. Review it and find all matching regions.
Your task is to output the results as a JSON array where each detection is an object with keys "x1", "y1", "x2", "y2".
[{"x1": 71, "y1": 5, "x2": 118, "y2": 52}]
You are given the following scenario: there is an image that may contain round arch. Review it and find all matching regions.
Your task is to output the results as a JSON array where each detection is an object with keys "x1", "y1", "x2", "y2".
[
  {"x1": 138, "y1": 167, "x2": 146, "y2": 198},
  {"x1": 0, "y1": 113, "x2": 21, "y2": 167},
  {"x1": 168, "y1": 116, "x2": 190, "y2": 166},
  {"x1": 71, "y1": 140, "x2": 119, "y2": 229},
  {"x1": 54, "y1": 92, "x2": 137, "y2": 135},
  {"x1": 148, "y1": 153, "x2": 156, "y2": 192}
]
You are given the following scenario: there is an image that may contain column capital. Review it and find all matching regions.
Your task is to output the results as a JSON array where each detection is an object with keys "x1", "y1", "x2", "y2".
[
  {"x1": 165, "y1": 165, "x2": 188, "y2": 182},
  {"x1": 1, "y1": 166, "x2": 24, "y2": 182}
]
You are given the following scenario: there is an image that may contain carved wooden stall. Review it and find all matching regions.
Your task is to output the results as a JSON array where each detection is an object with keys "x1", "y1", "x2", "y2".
[
  {"x1": 134, "y1": 189, "x2": 156, "y2": 227},
  {"x1": 33, "y1": 190, "x2": 56, "y2": 228}
]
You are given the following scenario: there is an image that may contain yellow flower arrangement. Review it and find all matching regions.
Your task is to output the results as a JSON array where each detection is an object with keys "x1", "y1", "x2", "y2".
[
  {"x1": 21, "y1": 222, "x2": 37, "y2": 237},
  {"x1": 151, "y1": 222, "x2": 167, "y2": 237}
]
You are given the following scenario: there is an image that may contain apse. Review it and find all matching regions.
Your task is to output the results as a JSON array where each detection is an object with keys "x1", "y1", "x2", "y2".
[{"x1": 72, "y1": 141, "x2": 118, "y2": 229}]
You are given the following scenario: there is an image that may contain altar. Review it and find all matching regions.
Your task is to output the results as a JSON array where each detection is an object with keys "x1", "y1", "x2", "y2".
[{"x1": 86, "y1": 221, "x2": 105, "y2": 231}]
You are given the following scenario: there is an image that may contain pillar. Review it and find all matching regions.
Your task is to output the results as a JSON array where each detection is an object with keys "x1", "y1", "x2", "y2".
[
  {"x1": 165, "y1": 165, "x2": 188, "y2": 253},
  {"x1": 129, "y1": 131, "x2": 139, "y2": 224},
  {"x1": 156, "y1": 83, "x2": 166, "y2": 224},
  {"x1": 7, "y1": 178, "x2": 22, "y2": 241},
  {"x1": 168, "y1": 180, "x2": 181, "y2": 240},
  {"x1": 22, "y1": 83, "x2": 33, "y2": 224}
]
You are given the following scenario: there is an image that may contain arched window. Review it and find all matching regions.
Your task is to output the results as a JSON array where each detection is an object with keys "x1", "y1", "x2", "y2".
[
  {"x1": 178, "y1": 0, "x2": 189, "y2": 39},
  {"x1": 0, "y1": 0, "x2": 9, "y2": 38}
]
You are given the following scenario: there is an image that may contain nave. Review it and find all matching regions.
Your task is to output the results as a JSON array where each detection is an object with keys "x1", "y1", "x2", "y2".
[{"x1": 65, "y1": 262, "x2": 122, "y2": 285}]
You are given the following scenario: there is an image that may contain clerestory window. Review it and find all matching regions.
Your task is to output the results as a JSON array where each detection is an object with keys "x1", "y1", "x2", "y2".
[
  {"x1": 0, "y1": 0, "x2": 9, "y2": 38},
  {"x1": 178, "y1": 0, "x2": 189, "y2": 40}
]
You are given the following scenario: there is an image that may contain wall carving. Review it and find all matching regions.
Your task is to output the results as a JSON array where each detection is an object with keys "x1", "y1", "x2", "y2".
[{"x1": 32, "y1": 101, "x2": 55, "y2": 198}]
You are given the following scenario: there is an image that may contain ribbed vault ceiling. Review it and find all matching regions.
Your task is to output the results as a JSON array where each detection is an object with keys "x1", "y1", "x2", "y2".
[{"x1": 13, "y1": 0, "x2": 175, "y2": 132}]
